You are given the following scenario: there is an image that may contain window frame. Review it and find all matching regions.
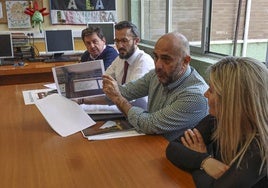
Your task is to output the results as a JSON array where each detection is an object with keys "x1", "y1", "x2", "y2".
[
  {"x1": 128, "y1": 0, "x2": 268, "y2": 63},
  {"x1": 128, "y1": 0, "x2": 211, "y2": 54}
]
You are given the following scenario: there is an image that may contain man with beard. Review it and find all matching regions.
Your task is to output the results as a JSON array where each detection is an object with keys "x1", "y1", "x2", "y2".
[
  {"x1": 80, "y1": 26, "x2": 118, "y2": 70},
  {"x1": 105, "y1": 21, "x2": 154, "y2": 84},
  {"x1": 102, "y1": 31, "x2": 209, "y2": 141}
]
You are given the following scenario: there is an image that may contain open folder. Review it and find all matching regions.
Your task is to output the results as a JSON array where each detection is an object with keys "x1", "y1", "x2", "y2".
[{"x1": 81, "y1": 116, "x2": 144, "y2": 141}]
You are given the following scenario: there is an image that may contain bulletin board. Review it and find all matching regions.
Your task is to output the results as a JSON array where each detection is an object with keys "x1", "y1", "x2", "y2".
[
  {"x1": 0, "y1": 0, "x2": 43, "y2": 24},
  {"x1": 6, "y1": 0, "x2": 31, "y2": 28},
  {"x1": 50, "y1": 0, "x2": 117, "y2": 25}
]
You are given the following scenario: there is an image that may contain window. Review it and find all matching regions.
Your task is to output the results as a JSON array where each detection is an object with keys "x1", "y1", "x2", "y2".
[
  {"x1": 130, "y1": 0, "x2": 167, "y2": 44},
  {"x1": 129, "y1": 0, "x2": 268, "y2": 62},
  {"x1": 210, "y1": 0, "x2": 268, "y2": 62},
  {"x1": 143, "y1": 0, "x2": 166, "y2": 41},
  {"x1": 172, "y1": 0, "x2": 203, "y2": 49}
]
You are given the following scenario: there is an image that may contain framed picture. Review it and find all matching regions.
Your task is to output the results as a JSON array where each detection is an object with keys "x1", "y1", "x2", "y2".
[
  {"x1": 6, "y1": 0, "x2": 31, "y2": 28},
  {"x1": 0, "y1": 0, "x2": 7, "y2": 23},
  {"x1": 0, "y1": 0, "x2": 43, "y2": 24}
]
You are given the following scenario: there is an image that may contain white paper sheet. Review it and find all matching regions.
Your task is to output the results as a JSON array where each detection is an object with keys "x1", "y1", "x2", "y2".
[
  {"x1": 43, "y1": 83, "x2": 57, "y2": 89},
  {"x1": 99, "y1": 121, "x2": 117, "y2": 129},
  {"x1": 22, "y1": 88, "x2": 54, "y2": 105},
  {"x1": 86, "y1": 130, "x2": 145, "y2": 141},
  {"x1": 81, "y1": 104, "x2": 121, "y2": 114},
  {"x1": 35, "y1": 94, "x2": 95, "y2": 137}
]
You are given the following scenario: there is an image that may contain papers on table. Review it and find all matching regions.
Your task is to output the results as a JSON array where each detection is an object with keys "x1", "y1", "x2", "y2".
[
  {"x1": 43, "y1": 83, "x2": 57, "y2": 89},
  {"x1": 23, "y1": 88, "x2": 144, "y2": 140},
  {"x1": 22, "y1": 83, "x2": 57, "y2": 105},
  {"x1": 85, "y1": 130, "x2": 145, "y2": 141},
  {"x1": 80, "y1": 104, "x2": 121, "y2": 114},
  {"x1": 35, "y1": 93, "x2": 95, "y2": 137},
  {"x1": 21, "y1": 60, "x2": 144, "y2": 139},
  {"x1": 81, "y1": 116, "x2": 145, "y2": 141},
  {"x1": 100, "y1": 121, "x2": 117, "y2": 129},
  {"x1": 22, "y1": 88, "x2": 54, "y2": 105}
]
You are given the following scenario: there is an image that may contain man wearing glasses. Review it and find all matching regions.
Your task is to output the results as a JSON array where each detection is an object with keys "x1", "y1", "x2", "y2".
[{"x1": 105, "y1": 21, "x2": 154, "y2": 85}]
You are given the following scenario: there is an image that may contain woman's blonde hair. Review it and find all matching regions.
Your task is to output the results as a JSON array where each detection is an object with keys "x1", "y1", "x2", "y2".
[{"x1": 208, "y1": 56, "x2": 268, "y2": 174}]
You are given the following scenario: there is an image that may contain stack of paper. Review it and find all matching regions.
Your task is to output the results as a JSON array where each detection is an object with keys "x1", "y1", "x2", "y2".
[
  {"x1": 85, "y1": 130, "x2": 144, "y2": 141},
  {"x1": 22, "y1": 88, "x2": 54, "y2": 105},
  {"x1": 81, "y1": 117, "x2": 144, "y2": 141},
  {"x1": 81, "y1": 104, "x2": 121, "y2": 114}
]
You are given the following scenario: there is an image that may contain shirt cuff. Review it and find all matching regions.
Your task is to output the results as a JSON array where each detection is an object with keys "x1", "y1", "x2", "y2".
[{"x1": 127, "y1": 106, "x2": 145, "y2": 130}]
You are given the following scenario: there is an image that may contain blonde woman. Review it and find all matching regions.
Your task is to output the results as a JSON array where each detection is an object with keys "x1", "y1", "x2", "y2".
[{"x1": 166, "y1": 56, "x2": 268, "y2": 187}]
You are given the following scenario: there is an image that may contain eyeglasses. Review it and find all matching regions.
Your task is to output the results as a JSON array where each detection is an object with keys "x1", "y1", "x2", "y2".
[{"x1": 113, "y1": 38, "x2": 134, "y2": 44}]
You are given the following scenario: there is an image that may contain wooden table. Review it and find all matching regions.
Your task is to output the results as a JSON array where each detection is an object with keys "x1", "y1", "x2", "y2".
[
  {"x1": 0, "y1": 62, "x2": 77, "y2": 85},
  {"x1": 0, "y1": 83, "x2": 195, "y2": 188}
]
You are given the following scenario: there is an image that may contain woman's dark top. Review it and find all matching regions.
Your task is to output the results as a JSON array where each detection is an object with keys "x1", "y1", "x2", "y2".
[{"x1": 166, "y1": 115, "x2": 268, "y2": 188}]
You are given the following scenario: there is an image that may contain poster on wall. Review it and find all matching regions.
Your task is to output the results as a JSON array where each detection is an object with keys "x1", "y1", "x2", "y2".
[
  {"x1": 0, "y1": 0, "x2": 7, "y2": 23},
  {"x1": 50, "y1": 0, "x2": 117, "y2": 25},
  {"x1": 6, "y1": 0, "x2": 31, "y2": 28}
]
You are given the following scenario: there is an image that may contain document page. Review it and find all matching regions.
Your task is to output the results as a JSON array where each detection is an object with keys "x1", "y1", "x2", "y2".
[
  {"x1": 86, "y1": 130, "x2": 145, "y2": 141},
  {"x1": 35, "y1": 93, "x2": 95, "y2": 137},
  {"x1": 22, "y1": 83, "x2": 57, "y2": 105},
  {"x1": 52, "y1": 60, "x2": 105, "y2": 99},
  {"x1": 81, "y1": 104, "x2": 121, "y2": 114},
  {"x1": 22, "y1": 88, "x2": 54, "y2": 105}
]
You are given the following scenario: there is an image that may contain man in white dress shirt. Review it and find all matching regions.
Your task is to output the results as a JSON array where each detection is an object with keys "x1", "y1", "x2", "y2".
[{"x1": 105, "y1": 21, "x2": 154, "y2": 84}]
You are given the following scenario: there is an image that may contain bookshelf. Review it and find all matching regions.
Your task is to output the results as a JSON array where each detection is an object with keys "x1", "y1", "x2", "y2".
[{"x1": 11, "y1": 33, "x2": 34, "y2": 60}]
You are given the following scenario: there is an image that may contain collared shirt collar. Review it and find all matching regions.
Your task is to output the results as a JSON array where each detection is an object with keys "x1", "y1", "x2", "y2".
[{"x1": 167, "y1": 66, "x2": 191, "y2": 90}]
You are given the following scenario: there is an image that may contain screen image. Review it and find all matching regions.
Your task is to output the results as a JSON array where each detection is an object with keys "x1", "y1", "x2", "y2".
[
  {"x1": 0, "y1": 34, "x2": 13, "y2": 58},
  {"x1": 45, "y1": 30, "x2": 74, "y2": 54},
  {"x1": 87, "y1": 22, "x2": 115, "y2": 45}
]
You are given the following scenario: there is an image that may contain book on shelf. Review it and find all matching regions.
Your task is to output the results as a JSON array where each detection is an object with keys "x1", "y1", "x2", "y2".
[{"x1": 11, "y1": 33, "x2": 29, "y2": 47}]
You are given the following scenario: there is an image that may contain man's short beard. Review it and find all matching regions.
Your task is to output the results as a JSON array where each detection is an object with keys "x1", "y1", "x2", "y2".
[{"x1": 119, "y1": 44, "x2": 135, "y2": 59}]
